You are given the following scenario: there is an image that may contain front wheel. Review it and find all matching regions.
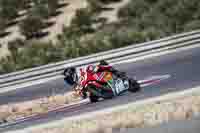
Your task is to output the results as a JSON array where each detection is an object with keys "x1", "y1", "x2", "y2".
[
  {"x1": 128, "y1": 79, "x2": 141, "y2": 93},
  {"x1": 89, "y1": 95, "x2": 99, "y2": 103},
  {"x1": 86, "y1": 84, "x2": 100, "y2": 103}
]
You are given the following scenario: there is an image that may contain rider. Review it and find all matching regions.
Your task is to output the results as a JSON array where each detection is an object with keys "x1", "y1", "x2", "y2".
[
  {"x1": 80, "y1": 60, "x2": 118, "y2": 84},
  {"x1": 63, "y1": 60, "x2": 119, "y2": 99}
]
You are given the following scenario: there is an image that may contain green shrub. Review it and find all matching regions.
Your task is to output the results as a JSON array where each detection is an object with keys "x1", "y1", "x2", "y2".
[
  {"x1": 31, "y1": 3, "x2": 50, "y2": 19},
  {"x1": 0, "y1": 40, "x2": 64, "y2": 74},
  {"x1": 19, "y1": 41, "x2": 63, "y2": 65},
  {"x1": 61, "y1": 25, "x2": 82, "y2": 40},
  {"x1": 15, "y1": 0, "x2": 32, "y2": 10},
  {"x1": 0, "y1": 57, "x2": 17, "y2": 74},
  {"x1": 19, "y1": 14, "x2": 45, "y2": 39},
  {"x1": 32, "y1": 0, "x2": 59, "y2": 18},
  {"x1": 118, "y1": 0, "x2": 150, "y2": 20},
  {"x1": 71, "y1": 8, "x2": 95, "y2": 34},
  {"x1": 2, "y1": 0, "x2": 200, "y2": 74},
  {"x1": 0, "y1": 0, "x2": 19, "y2": 22},
  {"x1": 87, "y1": 0, "x2": 103, "y2": 13},
  {"x1": 184, "y1": 21, "x2": 200, "y2": 31},
  {"x1": 0, "y1": 17, "x2": 6, "y2": 35},
  {"x1": 48, "y1": 0, "x2": 60, "y2": 15},
  {"x1": 118, "y1": 0, "x2": 200, "y2": 34}
]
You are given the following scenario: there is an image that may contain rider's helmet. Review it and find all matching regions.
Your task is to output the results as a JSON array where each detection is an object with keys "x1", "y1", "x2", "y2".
[
  {"x1": 86, "y1": 65, "x2": 95, "y2": 73},
  {"x1": 63, "y1": 67, "x2": 78, "y2": 85}
]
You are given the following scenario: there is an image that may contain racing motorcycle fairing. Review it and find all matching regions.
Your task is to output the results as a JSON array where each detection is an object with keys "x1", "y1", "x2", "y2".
[{"x1": 78, "y1": 70, "x2": 133, "y2": 100}]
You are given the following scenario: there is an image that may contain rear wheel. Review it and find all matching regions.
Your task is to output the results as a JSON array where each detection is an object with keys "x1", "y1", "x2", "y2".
[
  {"x1": 99, "y1": 60, "x2": 109, "y2": 65},
  {"x1": 128, "y1": 79, "x2": 141, "y2": 93},
  {"x1": 63, "y1": 67, "x2": 77, "y2": 85}
]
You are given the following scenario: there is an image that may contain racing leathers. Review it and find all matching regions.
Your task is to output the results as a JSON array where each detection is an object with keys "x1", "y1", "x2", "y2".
[{"x1": 77, "y1": 63, "x2": 118, "y2": 99}]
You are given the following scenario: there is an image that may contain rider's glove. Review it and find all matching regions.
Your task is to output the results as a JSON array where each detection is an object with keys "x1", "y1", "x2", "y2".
[{"x1": 93, "y1": 66, "x2": 99, "y2": 73}]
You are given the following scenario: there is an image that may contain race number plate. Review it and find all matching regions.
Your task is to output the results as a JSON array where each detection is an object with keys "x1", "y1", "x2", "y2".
[{"x1": 115, "y1": 79, "x2": 128, "y2": 94}]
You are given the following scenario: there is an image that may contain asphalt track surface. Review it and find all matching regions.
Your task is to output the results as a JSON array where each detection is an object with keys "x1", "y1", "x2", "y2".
[{"x1": 1, "y1": 45, "x2": 200, "y2": 132}]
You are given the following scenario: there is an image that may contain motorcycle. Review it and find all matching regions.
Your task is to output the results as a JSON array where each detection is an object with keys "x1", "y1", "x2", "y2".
[{"x1": 73, "y1": 70, "x2": 141, "y2": 103}]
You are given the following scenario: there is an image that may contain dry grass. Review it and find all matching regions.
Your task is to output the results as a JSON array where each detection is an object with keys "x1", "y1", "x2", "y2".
[
  {"x1": 33, "y1": 94, "x2": 200, "y2": 133},
  {"x1": 0, "y1": 91, "x2": 81, "y2": 122}
]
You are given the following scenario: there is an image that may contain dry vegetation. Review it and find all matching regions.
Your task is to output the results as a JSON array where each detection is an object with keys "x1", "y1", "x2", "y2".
[
  {"x1": 0, "y1": 0, "x2": 87, "y2": 58},
  {"x1": 32, "y1": 93, "x2": 200, "y2": 133},
  {"x1": 0, "y1": 0, "x2": 125, "y2": 58},
  {"x1": 1, "y1": 0, "x2": 200, "y2": 74},
  {"x1": 0, "y1": 91, "x2": 81, "y2": 123},
  {"x1": 0, "y1": 0, "x2": 87, "y2": 43},
  {"x1": 0, "y1": 0, "x2": 132, "y2": 75}
]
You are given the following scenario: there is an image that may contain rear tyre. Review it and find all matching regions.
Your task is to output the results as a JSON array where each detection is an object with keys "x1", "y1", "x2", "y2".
[
  {"x1": 63, "y1": 67, "x2": 77, "y2": 85},
  {"x1": 128, "y1": 79, "x2": 141, "y2": 93}
]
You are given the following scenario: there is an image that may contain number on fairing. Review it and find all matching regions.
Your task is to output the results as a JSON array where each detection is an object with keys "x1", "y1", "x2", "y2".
[{"x1": 115, "y1": 79, "x2": 126, "y2": 94}]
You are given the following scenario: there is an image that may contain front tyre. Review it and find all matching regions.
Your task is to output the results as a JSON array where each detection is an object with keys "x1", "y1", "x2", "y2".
[
  {"x1": 86, "y1": 84, "x2": 100, "y2": 103},
  {"x1": 128, "y1": 79, "x2": 141, "y2": 93},
  {"x1": 89, "y1": 94, "x2": 99, "y2": 103}
]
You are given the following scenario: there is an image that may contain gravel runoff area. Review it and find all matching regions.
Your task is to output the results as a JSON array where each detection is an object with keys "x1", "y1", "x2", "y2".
[
  {"x1": 0, "y1": 91, "x2": 81, "y2": 123},
  {"x1": 23, "y1": 86, "x2": 200, "y2": 133}
]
